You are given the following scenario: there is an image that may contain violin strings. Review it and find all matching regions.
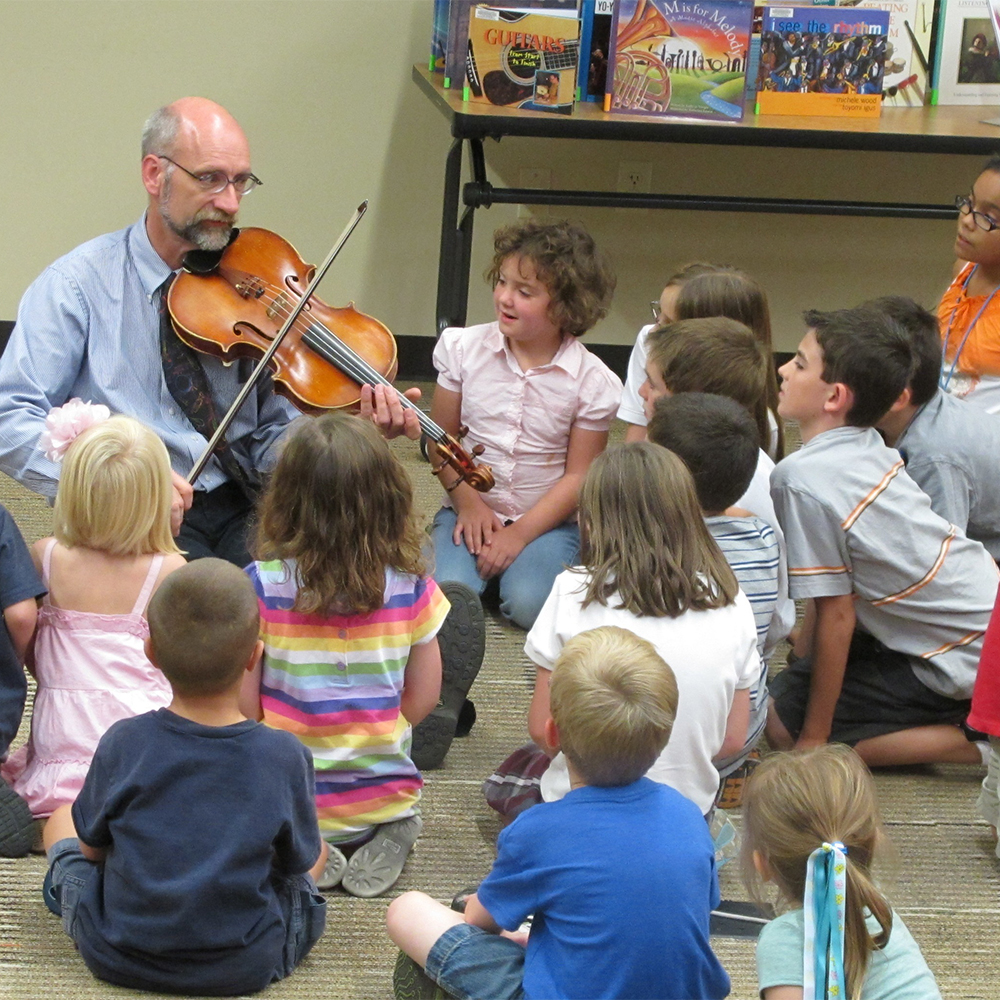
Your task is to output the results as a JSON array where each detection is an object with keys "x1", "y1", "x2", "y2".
[{"x1": 253, "y1": 281, "x2": 450, "y2": 441}]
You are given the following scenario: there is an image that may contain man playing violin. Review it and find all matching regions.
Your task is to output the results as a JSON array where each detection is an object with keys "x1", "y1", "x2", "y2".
[{"x1": 0, "y1": 97, "x2": 418, "y2": 566}]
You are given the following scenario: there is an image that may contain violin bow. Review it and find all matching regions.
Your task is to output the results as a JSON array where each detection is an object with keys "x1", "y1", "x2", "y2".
[{"x1": 186, "y1": 201, "x2": 369, "y2": 486}]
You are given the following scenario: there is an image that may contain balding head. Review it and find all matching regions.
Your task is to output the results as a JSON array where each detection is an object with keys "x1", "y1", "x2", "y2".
[{"x1": 142, "y1": 97, "x2": 248, "y2": 163}]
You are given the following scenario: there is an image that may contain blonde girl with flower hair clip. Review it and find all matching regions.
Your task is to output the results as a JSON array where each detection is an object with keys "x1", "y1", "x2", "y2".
[
  {"x1": 1, "y1": 406, "x2": 186, "y2": 824},
  {"x1": 741, "y1": 745, "x2": 942, "y2": 1000}
]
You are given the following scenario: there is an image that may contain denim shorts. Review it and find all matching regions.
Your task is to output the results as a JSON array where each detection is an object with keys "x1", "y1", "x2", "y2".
[
  {"x1": 46, "y1": 838, "x2": 326, "y2": 983},
  {"x1": 425, "y1": 923, "x2": 526, "y2": 1000}
]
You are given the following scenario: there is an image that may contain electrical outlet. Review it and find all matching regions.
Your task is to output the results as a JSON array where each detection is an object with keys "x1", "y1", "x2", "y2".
[
  {"x1": 518, "y1": 167, "x2": 551, "y2": 218},
  {"x1": 617, "y1": 161, "x2": 652, "y2": 194}
]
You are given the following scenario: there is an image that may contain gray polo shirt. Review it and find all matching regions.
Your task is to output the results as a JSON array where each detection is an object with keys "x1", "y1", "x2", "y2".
[
  {"x1": 896, "y1": 391, "x2": 1000, "y2": 560},
  {"x1": 771, "y1": 426, "x2": 999, "y2": 699}
]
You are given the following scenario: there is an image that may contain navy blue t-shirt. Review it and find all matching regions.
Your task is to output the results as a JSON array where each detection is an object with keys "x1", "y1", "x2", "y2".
[
  {"x1": 0, "y1": 506, "x2": 45, "y2": 757},
  {"x1": 71, "y1": 709, "x2": 321, "y2": 996},
  {"x1": 478, "y1": 778, "x2": 730, "y2": 1000}
]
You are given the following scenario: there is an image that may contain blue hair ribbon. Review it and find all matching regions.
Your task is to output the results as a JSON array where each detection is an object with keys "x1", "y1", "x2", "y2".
[{"x1": 802, "y1": 841, "x2": 848, "y2": 1000}]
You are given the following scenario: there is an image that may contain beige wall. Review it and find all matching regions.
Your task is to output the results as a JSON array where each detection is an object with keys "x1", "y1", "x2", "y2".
[{"x1": 0, "y1": 0, "x2": 989, "y2": 353}]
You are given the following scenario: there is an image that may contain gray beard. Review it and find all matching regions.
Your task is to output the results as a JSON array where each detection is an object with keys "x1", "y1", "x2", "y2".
[{"x1": 160, "y1": 202, "x2": 235, "y2": 251}]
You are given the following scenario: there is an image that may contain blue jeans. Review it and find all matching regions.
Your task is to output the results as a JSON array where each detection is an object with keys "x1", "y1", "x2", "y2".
[
  {"x1": 425, "y1": 923, "x2": 527, "y2": 1000},
  {"x1": 46, "y1": 838, "x2": 326, "y2": 985},
  {"x1": 429, "y1": 508, "x2": 579, "y2": 630}
]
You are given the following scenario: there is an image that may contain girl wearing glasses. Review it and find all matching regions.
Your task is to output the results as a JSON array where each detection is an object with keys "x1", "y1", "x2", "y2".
[{"x1": 940, "y1": 156, "x2": 1000, "y2": 413}]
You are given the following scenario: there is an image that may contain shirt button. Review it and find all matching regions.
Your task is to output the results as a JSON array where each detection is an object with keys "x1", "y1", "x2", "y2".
[
  {"x1": 338, "y1": 628, "x2": 348, "y2": 639},
  {"x1": 168, "y1": 407, "x2": 175, "y2": 415},
  {"x1": 336, "y1": 662, "x2": 347, "y2": 671}
]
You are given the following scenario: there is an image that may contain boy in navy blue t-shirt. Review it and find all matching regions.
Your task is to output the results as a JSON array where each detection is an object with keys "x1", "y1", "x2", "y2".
[
  {"x1": 41, "y1": 559, "x2": 327, "y2": 996},
  {"x1": 386, "y1": 626, "x2": 729, "y2": 1000},
  {"x1": 0, "y1": 503, "x2": 45, "y2": 858}
]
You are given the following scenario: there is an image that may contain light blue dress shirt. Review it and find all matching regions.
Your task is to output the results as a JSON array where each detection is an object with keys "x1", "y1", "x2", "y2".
[{"x1": 0, "y1": 215, "x2": 300, "y2": 498}]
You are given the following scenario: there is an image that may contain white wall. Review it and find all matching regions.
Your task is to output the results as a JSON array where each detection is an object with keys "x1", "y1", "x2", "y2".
[{"x1": 0, "y1": 0, "x2": 989, "y2": 353}]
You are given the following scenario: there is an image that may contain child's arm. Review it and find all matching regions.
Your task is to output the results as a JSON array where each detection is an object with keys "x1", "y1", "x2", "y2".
[
  {"x1": 797, "y1": 593, "x2": 855, "y2": 748},
  {"x1": 3, "y1": 597, "x2": 36, "y2": 665},
  {"x1": 477, "y1": 425, "x2": 608, "y2": 580},
  {"x1": 238, "y1": 652, "x2": 263, "y2": 721},
  {"x1": 527, "y1": 667, "x2": 557, "y2": 753},
  {"x1": 762, "y1": 988, "x2": 803, "y2": 999},
  {"x1": 715, "y1": 687, "x2": 751, "y2": 762},
  {"x1": 400, "y1": 638, "x2": 442, "y2": 727},
  {"x1": 464, "y1": 891, "x2": 503, "y2": 934},
  {"x1": 429, "y1": 385, "x2": 505, "y2": 556}
]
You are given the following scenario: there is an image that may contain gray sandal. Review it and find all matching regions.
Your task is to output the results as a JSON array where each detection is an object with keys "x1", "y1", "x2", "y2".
[{"x1": 342, "y1": 815, "x2": 422, "y2": 898}]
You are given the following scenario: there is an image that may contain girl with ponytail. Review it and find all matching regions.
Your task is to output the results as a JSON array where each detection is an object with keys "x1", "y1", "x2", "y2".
[{"x1": 741, "y1": 745, "x2": 941, "y2": 1000}]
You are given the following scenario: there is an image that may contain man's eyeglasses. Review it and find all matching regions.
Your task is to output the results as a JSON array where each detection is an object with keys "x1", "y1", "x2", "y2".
[
  {"x1": 159, "y1": 155, "x2": 262, "y2": 196},
  {"x1": 650, "y1": 300, "x2": 662, "y2": 323},
  {"x1": 955, "y1": 194, "x2": 999, "y2": 233}
]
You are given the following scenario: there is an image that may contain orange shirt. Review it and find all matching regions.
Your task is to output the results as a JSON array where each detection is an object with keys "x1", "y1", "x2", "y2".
[{"x1": 939, "y1": 263, "x2": 1000, "y2": 408}]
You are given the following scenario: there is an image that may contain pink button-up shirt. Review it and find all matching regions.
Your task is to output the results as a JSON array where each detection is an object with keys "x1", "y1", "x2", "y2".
[{"x1": 433, "y1": 322, "x2": 623, "y2": 522}]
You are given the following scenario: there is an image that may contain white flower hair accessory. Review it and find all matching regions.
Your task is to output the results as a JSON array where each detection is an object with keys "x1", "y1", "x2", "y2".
[{"x1": 40, "y1": 398, "x2": 112, "y2": 462}]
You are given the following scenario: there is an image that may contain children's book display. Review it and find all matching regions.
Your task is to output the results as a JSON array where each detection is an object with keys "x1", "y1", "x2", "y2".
[
  {"x1": 604, "y1": 0, "x2": 755, "y2": 120},
  {"x1": 579, "y1": 0, "x2": 617, "y2": 100},
  {"x1": 465, "y1": 5, "x2": 582, "y2": 112},
  {"x1": 755, "y1": 4, "x2": 891, "y2": 116},
  {"x1": 854, "y1": 0, "x2": 933, "y2": 104},
  {"x1": 931, "y1": 0, "x2": 1000, "y2": 104},
  {"x1": 431, "y1": 0, "x2": 450, "y2": 72}
]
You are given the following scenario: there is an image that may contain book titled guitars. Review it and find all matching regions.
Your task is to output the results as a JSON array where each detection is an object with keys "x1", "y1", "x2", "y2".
[
  {"x1": 465, "y1": 6, "x2": 582, "y2": 113},
  {"x1": 755, "y1": 5, "x2": 891, "y2": 117},
  {"x1": 604, "y1": 0, "x2": 754, "y2": 121}
]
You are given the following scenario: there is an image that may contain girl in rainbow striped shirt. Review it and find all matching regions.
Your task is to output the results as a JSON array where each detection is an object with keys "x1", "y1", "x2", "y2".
[{"x1": 241, "y1": 413, "x2": 449, "y2": 897}]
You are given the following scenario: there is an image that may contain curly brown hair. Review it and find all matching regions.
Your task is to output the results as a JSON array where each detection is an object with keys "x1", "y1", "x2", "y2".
[
  {"x1": 485, "y1": 219, "x2": 616, "y2": 337},
  {"x1": 251, "y1": 413, "x2": 426, "y2": 615}
]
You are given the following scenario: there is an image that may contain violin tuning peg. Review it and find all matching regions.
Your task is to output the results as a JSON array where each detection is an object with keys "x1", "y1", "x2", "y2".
[{"x1": 472, "y1": 444, "x2": 485, "y2": 457}]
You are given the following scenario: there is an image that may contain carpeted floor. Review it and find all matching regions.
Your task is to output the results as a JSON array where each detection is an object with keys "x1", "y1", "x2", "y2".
[{"x1": 0, "y1": 407, "x2": 997, "y2": 999}]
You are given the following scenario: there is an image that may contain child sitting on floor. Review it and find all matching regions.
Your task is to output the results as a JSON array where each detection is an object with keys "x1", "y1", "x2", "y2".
[
  {"x1": 428, "y1": 219, "x2": 622, "y2": 632},
  {"x1": 243, "y1": 412, "x2": 450, "y2": 897},
  {"x1": 485, "y1": 443, "x2": 758, "y2": 821},
  {"x1": 621, "y1": 261, "x2": 783, "y2": 457},
  {"x1": 0, "y1": 501, "x2": 45, "y2": 857},
  {"x1": 648, "y1": 392, "x2": 778, "y2": 806},
  {"x1": 41, "y1": 559, "x2": 326, "y2": 996},
  {"x1": 637, "y1": 317, "x2": 793, "y2": 656},
  {"x1": 2, "y1": 406, "x2": 185, "y2": 824},
  {"x1": 769, "y1": 306, "x2": 999, "y2": 766},
  {"x1": 743, "y1": 744, "x2": 942, "y2": 998},
  {"x1": 388, "y1": 626, "x2": 730, "y2": 1000}
]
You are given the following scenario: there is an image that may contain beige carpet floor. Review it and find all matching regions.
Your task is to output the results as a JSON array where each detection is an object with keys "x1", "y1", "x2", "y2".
[{"x1": 0, "y1": 407, "x2": 997, "y2": 998}]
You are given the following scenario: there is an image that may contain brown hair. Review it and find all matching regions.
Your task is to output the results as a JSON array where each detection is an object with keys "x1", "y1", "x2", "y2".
[
  {"x1": 486, "y1": 219, "x2": 616, "y2": 337},
  {"x1": 666, "y1": 263, "x2": 783, "y2": 458},
  {"x1": 741, "y1": 745, "x2": 894, "y2": 1000},
  {"x1": 647, "y1": 317, "x2": 771, "y2": 454},
  {"x1": 252, "y1": 412, "x2": 425, "y2": 614},
  {"x1": 577, "y1": 442, "x2": 738, "y2": 617},
  {"x1": 549, "y1": 627, "x2": 678, "y2": 786},
  {"x1": 147, "y1": 558, "x2": 260, "y2": 696}
]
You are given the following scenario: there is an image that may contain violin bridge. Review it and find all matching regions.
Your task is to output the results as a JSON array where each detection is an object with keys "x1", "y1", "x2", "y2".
[{"x1": 266, "y1": 291, "x2": 291, "y2": 321}]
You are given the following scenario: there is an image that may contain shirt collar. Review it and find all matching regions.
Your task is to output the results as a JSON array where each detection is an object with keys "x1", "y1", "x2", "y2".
[
  {"x1": 485, "y1": 321, "x2": 584, "y2": 376},
  {"x1": 129, "y1": 212, "x2": 175, "y2": 300}
]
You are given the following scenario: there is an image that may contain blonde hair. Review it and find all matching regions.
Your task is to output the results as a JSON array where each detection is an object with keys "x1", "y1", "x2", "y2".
[
  {"x1": 741, "y1": 745, "x2": 893, "y2": 1000},
  {"x1": 54, "y1": 416, "x2": 180, "y2": 557},
  {"x1": 578, "y1": 443, "x2": 738, "y2": 617},
  {"x1": 252, "y1": 412, "x2": 425, "y2": 615},
  {"x1": 647, "y1": 317, "x2": 771, "y2": 455},
  {"x1": 549, "y1": 626, "x2": 678, "y2": 786}
]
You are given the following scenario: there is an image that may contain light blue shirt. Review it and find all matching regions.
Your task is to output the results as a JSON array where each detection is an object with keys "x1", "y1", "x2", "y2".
[{"x1": 0, "y1": 215, "x2": 299, "y2": 498}]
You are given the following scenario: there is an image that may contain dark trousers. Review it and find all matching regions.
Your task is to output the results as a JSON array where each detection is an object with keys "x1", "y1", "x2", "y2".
[{"x1": 177, "y1": 481, "x2": 255, "y2": 568}]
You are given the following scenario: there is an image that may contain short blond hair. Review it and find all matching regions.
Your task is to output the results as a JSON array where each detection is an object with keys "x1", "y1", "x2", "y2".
[
  {"x1": 54, "y1": 415, "x2": 180, "y2": 557},
  {"x1": 549, "y1": 627, "x2": 678, "y2": 787}
]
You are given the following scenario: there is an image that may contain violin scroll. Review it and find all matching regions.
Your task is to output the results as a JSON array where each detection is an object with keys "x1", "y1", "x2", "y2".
[{"x1": 429, "y1": 429, "x2": 495, "y2": 493}]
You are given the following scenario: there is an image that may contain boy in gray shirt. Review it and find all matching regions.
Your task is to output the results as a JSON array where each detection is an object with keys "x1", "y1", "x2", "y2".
[
  {"x1": 871, "y1": 296, "x2": 1000, "y2": 561},
  {"x1": 769, "y1": 306, "x2": 998, "y2": 767}
]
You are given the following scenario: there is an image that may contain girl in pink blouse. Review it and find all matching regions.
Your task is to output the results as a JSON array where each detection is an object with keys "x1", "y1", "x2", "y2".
[{"x1": 428, "y1": 220, "x2": 622, "y2": 631}]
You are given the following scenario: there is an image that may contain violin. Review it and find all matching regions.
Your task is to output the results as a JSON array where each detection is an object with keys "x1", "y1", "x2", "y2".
[{"x1": 167, "y1": 217, "x2": 493, "y2": 493}]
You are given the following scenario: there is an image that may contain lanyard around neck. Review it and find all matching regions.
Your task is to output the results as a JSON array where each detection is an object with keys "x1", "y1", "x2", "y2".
[{"x1": 941, "y1": 264, "x2": 1000, "y2": 390}]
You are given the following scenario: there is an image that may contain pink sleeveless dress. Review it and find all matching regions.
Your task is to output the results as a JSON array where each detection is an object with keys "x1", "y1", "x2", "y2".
[{"x1": 1, "y1": 541, "x2": 172, "y2": 817}]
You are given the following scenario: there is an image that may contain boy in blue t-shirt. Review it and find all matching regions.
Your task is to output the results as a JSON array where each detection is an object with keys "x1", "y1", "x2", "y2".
[
  {"x1": 41, "y1": 559, "x2": 327, "y2": 996},
  {"x1": 386, "y1": 626, "x2": 729, "y2": 1000},
  {"x1": 648, "y1": 392, "x2": 778, "y2": 804},
  {"x1": 0, "y1": 503, "x2": 45, "y2": 858}
]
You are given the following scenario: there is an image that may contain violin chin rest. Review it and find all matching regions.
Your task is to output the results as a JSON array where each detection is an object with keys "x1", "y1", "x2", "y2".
[{"x1": 181, "y1": 229, "x2": 241, "y2": 275}]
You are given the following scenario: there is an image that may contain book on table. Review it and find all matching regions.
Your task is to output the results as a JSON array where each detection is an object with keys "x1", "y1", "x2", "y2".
[
  {"x1": 465, "y1": 5, "x2": 582, "y2": 113},
  {"x1": 930, "y1": 0, "x2": 1000, "y2": 105},
  {"x1": 755, "y1": 4, "x2": 891, "y2": 117},
  {"x1": 604, "y1": 0, "x2": 755, "y2": 122}
]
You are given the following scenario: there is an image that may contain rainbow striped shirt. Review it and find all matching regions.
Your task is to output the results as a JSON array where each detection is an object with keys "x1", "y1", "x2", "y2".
[{"x1": 248, "y1": 560, "x2": 448, "y2": 843}]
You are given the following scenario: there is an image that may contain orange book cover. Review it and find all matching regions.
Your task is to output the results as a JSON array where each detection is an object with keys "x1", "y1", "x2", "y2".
[{"x1": 756, "y1": 5, "x2": 890, "y2": 117}]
